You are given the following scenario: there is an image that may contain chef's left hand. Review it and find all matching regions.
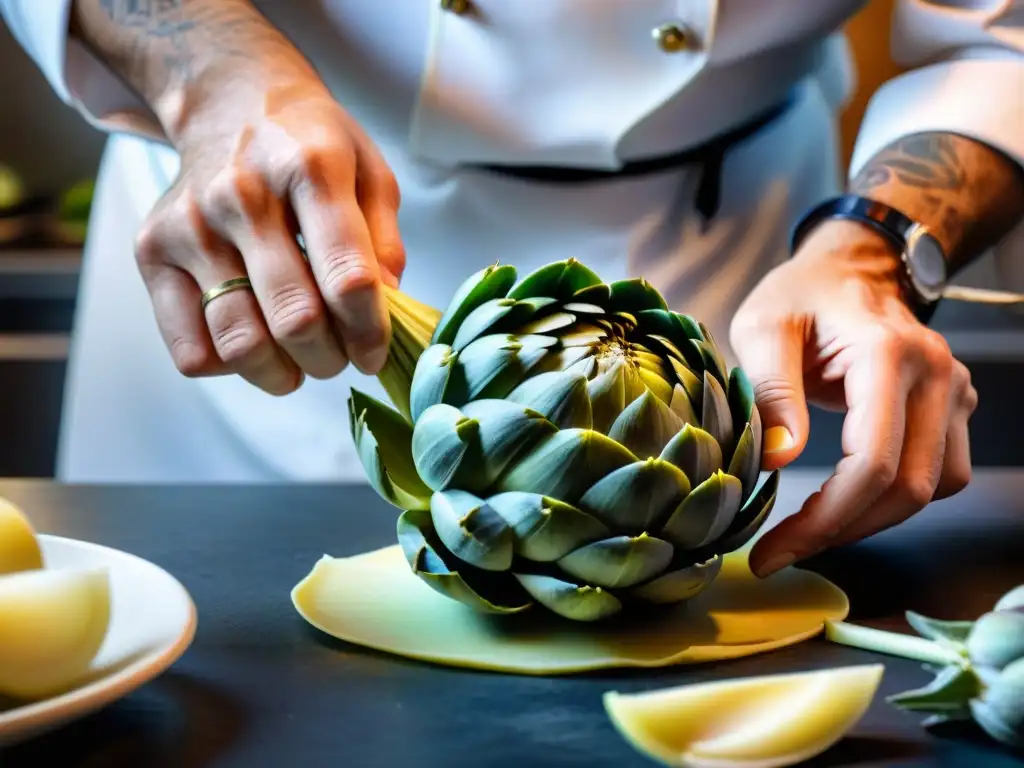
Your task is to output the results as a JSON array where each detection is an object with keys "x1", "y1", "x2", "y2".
[{"x1": 729, "y1": 219, "x2": 978, "y2": 578}]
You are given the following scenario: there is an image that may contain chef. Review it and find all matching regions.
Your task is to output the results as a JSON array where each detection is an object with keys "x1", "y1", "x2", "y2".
[{"x1": 2, "y1": 0, "x2": 1022, "y2": 577}]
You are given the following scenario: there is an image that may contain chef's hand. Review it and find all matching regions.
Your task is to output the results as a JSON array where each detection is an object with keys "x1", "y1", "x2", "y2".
[
  {"x1": 134, "y1": 58, "x2": 403, "y2": 395},
  {"x1": 730, "y1": 220, "x2": 977, "y2": 578}
]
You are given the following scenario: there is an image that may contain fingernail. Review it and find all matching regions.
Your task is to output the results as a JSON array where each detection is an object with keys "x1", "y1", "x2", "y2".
[
  {"x1": 764, "y1": 426, "x2": 794, "y2": 453},
  {"x1": 754, "y1": 552, "x2": 795, "y2": 578}
]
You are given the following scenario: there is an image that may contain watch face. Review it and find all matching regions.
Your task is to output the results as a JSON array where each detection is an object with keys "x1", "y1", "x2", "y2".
[{"x1": 906, "y1": 226, "x2": 947, "y2": 300}]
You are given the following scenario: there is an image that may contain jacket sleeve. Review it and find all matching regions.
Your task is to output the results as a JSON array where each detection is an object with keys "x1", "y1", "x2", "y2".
[
  {"x1": 849, "y1": 0, "x2": 1024, "y2": 177},
  {"x1": 0, "y1": 0, "x2": 164, "y2": 139}
]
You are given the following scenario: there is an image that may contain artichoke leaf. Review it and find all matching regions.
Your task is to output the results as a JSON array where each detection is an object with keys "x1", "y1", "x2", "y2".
[
  {"x1": 562, "y1": 302, "x2": 604, "y2": 315},
  {"x1": 560, "y1": 322, "x2": 608, "y2": 348},
  {"x1": 349, "y1": 389, "x2": 431, "y2": 510},
  {"x1": 451, "y1": 298, "x2": 527, "y2": 352},
  {"x1": 966, "y1": 610, "x2": 1024, "y2": 670},
  {"x1": 409, "y1": 343, "x2": 456, "y2": 422},
  {"x1": 607, "y1": 278, "x2": 669, "y2": 313},
  {"x1": 430, "y1": 490, "x2": 515, "y2": 572},
  {"x1": 445, "y1": 333, "x2": 556, "y2": 404},
  {"x1": 669, "y1": 384, "x2": 698, "y2": 426},
  {"x1": 637, "y1": 367, "x2": 674, "y2": 405},
  {"x1": 486, "y1": 491, "x2": 610, "y2": 562},
  {"x1": 904, "y1": 611, "x2": 974, "y2": 646},
  {"x1": 644, "y1": 333, "x2": 688, "y2": 364},
  {"x1": 411, "y1": 403, "x2": 477, "y2": 491},
  {"x1": 728, "y1": 366, "x2": 763, "y2": 463},
  {"x1": 629, "y1": 555, "x2": 722, "y2": 604},
  {"x1": 494, "y1": 428, "x2": 638, "y2": 505},
  {"x1": 727, "y1": 423, "x2": 760, "y2": 500},
  {"x1": 702, "y1": 371, "x2": 735, "y2": 449},
  {"x1": 659, "y1": 424, "x2": 723, "y2": 487},
  {"x1": 608, "y1": 390, "x2": 685, "y2": 460},
  {"x1": 672, "y1": 312, "x2": 705, "y2": 342},
  {"x1": 588, "y1": 360, "x2": 627, "y2": 434},
  {"x1": 970, "y1": 658, "x2": 1024, "y2": 750},
  {"x1": 517, "y1": 311, "x2": 578, "y2": 335},
  {"x1": 397, "y1": 509, "x2": 531, "y2": 614},
  {"x1": 693, "y1": 339, "x2": 729, "y2": 390},
  {"x1": 995, "y1": 584, "x2": 1024, "y2": 612},
  {"x1": 885, "y1": 664, "x2": 980, "y2": 715},
  {"x1": 669, "y1": 357, "x2": 704, "y2": 415},
  {"x1": 530, "y1": 346, "x2": 593, "y2": 378},
  {"x1": 513, "y1": 572, "x2": 623, "y2": 622},
  {"x1": 715, "y1": 470, "x2": 781, "y2": 554},
  {"x1": 506, "y1": 371, "x2": 593, "y2": 430},
  {"x1": 432, "y1": 263, "x2": 518, "y2": 346},
  {"x1": 660, "y1": 471, "x2": 743, "y2": 550},
  {"x1": 579, "y1": 459, "x2": 691, "y2": 535},
  {"x1": 508, "y1": 258, "x2": 602, "y2": 301},
  {"x1": 557, "y1": 534, "x2": 674, "y2": 589},
  {"x1": 451, "y1": 400, "x2": 558, "y2": 491}
]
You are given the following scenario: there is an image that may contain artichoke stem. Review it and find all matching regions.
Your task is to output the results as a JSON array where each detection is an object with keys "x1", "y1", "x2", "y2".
[
  {"x1": 378, "y1": 286, "x2": 444, "y2": 422},
  {"x1": 825, "y1": 620, "x2": 965, "y2": 667}
]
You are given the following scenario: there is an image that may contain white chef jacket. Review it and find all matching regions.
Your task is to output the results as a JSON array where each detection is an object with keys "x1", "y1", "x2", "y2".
[{"x1": 2, "y1": 1, "x2": 1023, "y2": 484}]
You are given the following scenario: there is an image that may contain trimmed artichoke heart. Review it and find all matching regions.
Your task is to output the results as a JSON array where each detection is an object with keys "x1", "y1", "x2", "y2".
[{"x1": 349, "y1": 259, "x2": 779, "y2": 622}]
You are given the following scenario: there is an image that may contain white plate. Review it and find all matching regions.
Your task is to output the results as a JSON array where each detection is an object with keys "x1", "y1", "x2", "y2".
[{"x1": 0, "y1": 535, "x2": 197, "y2": 747}]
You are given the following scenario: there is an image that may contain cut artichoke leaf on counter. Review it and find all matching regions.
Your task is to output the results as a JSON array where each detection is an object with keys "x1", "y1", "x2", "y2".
[
  {"x1": 340, "y1": 258, "x2": 800, "y2": 624},
  {"x1": 290, "y1": 544, "x2": 849, "y2": 675},
  {"x1": 825, "y1": 582, "x2": 1024, "y2": 752},
  {"x1": 602, "y1": 664, "x2": 885, "y2": 768}
]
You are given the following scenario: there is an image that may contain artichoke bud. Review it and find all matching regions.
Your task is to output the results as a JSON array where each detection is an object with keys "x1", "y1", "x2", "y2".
[
  {"x1": 967, "y1": 608, "x2": 1024, "y2": 671},
  {"x1": 971, "y1": 657, "x2": 1024, "y2": 750},
  {"x1": 349, "y1": 259, "x2": 778, "y2": 622}
]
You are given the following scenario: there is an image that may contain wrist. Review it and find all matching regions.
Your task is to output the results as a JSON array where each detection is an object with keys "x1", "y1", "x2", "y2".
[{"x1": 793, "y1": 219, "x2": 903, "y2": 284}]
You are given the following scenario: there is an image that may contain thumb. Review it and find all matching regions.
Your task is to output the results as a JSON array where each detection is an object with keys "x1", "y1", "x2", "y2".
[{"x1": 732, "y1": 318, "x2": 810, "y2": 471}]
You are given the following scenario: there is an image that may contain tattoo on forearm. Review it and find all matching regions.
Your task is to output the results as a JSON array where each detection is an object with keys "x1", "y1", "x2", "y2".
[{"x1": 851, "y1": 132, "x2": 1024, "y2": 275}]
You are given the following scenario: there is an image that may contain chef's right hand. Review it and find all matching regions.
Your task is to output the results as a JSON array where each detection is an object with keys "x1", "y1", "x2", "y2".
[{"x1": 135, "y1": 62, "x2": 404, "y2": 396}]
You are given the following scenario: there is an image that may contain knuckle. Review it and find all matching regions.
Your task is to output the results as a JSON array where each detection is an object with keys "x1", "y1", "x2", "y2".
[
  {"x1": 266, "y1": 285, "x2": 324, "y2": 342},
  {"x1": 866, "y1": 324, "x2": 907, "y2": 361},
  {"x1": 371, "y1": 167, "x2": 401, "y2": 207},
  {"x1": 211, "y1": 315, "x2": 271, "y2": 366},
  {"x1": 322, "y1": 250, "x2": 378, "y2": 302},
  {"x1": 919, "y1": 330, "x2": 953, "y2": 375},
  {"x1": 945, "y1": 466, "x2": 972, "y2": 496},
  {"x1": 963, "y1": 383, "x2": 980, "y2": 413},
  {"x1": 168, "y1": 337, "x2": 214, "y2": 377},
  {"x1": 297, "y1": 141, "x2": 354, "y2": 188},
  {"x1": 374, "y1": 236, "x2": 406, "y2": 272},
  {"x1": 860, "y1": 454, "x2": 899, "y2": 489},
  {"x1": 900, "y1": 475, "x2": 937, "y2": 508},
  {"x1": 205, "y1": 167, "x2": 265, "y2": 220}
]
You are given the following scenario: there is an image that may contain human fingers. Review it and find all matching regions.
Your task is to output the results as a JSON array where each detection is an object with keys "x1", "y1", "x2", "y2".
[
  {"x1": 934, "y1": 360, "x2": 977, "y2": 500},
  {"x1": 353, "y1": 129, "x2": 405, "y2": 289},
  {"x1": 729, "y1": 314, "x2": 810, "y2": 471},
  {"x1": 205, "y1": 161, "x2": 349, "y2": 380},
  {"x1": 141, "y1": 196, "x2": 302, "y2": 395},
  {"x1": 828, "y1": 330, "x2": 955, "y2": 547},
  {"x1": 288, "y1": 139, "x2": 391, "y2": 374},
  {"x1": 749, "y1": 324, "x2": 914, "y2": 577}
]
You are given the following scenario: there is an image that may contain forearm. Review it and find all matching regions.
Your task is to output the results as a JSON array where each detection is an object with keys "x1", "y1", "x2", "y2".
[
  {"x1": 850, "y1": 132, "x2": 1024, "y2": 276},
  {"x1": 69, "y1": 0, "x2": 316, "y2": 141}
]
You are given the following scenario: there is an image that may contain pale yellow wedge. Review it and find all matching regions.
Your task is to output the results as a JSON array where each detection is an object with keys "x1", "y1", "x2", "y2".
[
  {"x1": 603, "y1": 664, "x2": 884, "y2": 768},
  {"x1": 0, "y1": 497, "x2": 43, "y2": 575},
  {"x1": 0, "y1": 567, "x2": 112, "y2": 700}
]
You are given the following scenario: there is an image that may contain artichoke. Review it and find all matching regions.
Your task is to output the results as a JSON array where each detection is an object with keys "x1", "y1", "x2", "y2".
[
  {"x1": 349, "y1": 258, "x2": 778, "y2": 623},
  {"x1": 826, "y1": 583, "x2": 1024, "y2": 752}
]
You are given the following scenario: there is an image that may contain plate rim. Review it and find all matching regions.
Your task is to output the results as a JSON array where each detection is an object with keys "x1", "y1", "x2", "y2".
[{"x1": 0, "y1": 534, "x2": 198, "y2": 740}]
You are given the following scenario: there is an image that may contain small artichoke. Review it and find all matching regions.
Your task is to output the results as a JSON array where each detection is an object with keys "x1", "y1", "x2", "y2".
[
  {"x1": 826, "y1": 583, "x2": 1024, "y2": 752},
  {"x1": 349, "y1": 259, "x2": 778, "y2": 622}
]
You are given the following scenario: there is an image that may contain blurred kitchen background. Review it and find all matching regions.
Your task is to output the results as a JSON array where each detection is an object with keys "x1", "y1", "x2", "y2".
[{"x1": 1, "y1": 2, "x2": 1022, "y2": 478}]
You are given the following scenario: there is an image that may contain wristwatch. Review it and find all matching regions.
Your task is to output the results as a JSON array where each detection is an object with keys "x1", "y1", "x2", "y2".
[{"x1": 791, "y1": 195, "x2": 949, "y2": 323}]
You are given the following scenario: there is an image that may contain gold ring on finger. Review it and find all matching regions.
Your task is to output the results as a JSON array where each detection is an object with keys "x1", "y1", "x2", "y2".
[{"x1": 201, "y1": 276, "x2": 253, "y2": 310}]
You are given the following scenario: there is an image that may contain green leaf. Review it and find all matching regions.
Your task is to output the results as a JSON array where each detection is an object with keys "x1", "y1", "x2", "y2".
[
  {"x1": 607, "y1": 389, "x2": 684, "y2": 460},
  {"x1": 513, "y1": 573, "x2": 622, "y2": 622},
  {"x1": 995, "y1": 584, "x2": 1024, "y2": 612},
  {"x1": 715, "y1": 470, "x2": 780, "y2": 553},
  {"x1": 430, "y1": 490, "x2": 515, "y2": 572},
  {"x1": 660, "y1": 470, "x2": 743, "y2": 550},
  {"x1": 410, "y1": 403, "x2": 477, "y2": 491},
  {"x1": 486, "y1": 491, "x2": 610, "y2": 562},
  {"x1": 692, "y1": 339, "x2": 729, "y2": 389},
  {"x1": 349, "y1": 389, "x2": 431, "y2": 510},
  {"x1": 432, "y1": 263, "x2": 517, "y2": 346},
  {"x1": 967, "y1": 611, "x2": 1024, "y2": 669},
  {"x1": 451, "y1": 298, "x2": 526, "y2": 352},
  {"x1": 588, "y1": 360, "x2": 627, "y2": 434},
  {"x1": 578, "y1": 459, "x2": 692, "y2": 535},
  {"x1": 451, "y1": 400, "x2": 558, "y2": 491},
  {"x1": 669, "y1": 384, "x2": 698, "y2": 426},
  {"x1": 727, "y1": 422, "x2": 760, "y2": 500},
  {"x1": 672, "y1": 312, "x2": 705, "y2": 342},
  {"x1": 701, "y1": 370, "x2": 734, "y2": 449},
  {"x1": 971, "y1": 699, "x2": 1024, "y2": 751},
  {"x1": 445, "y1": 334, "x2": 556, "y2": 404},
  {"x1": 887, "y1": 664, "x2": 981, "y2": 716},
  {"x1": 494, "y1": 428, "x2": 638, "y2": 505},
  {"x1": 905, "y1": 611, "x2": 974, "y2": 646},
  {"x1": 607, "y1": 278, "x2": 668, "y2": 313},
  {"x1": 659, "y1": 424, "x2": 723, "y2": 487},
  {"x1": 974, "y1": 657, "x2": 1024, "y2": 749},
  {"x1": 409, "y1": 343, "x2": 456, "y2": 422},
  {"x1": 506, "y1": 371, "x2": 593, "y2": 430},
  {"x1": 507, "y1": 258, "x2": 602, "y2": 301},
  {"x1": 728, "y1": 366, "x2": 763, "y2": 463},
  {"x1": 669, "y1": 357, "x2": 704, "y2": 414},
  {"x1": 397, "y1": 508, "x2": 532, "y2": 614},
  {"x1": 557, "y1": 534, "x2": 674, "y2": 589},
  {"x1": 630, "y1": 556, "x2": 722, "y2": 604},
  {"x1": 517, "y1": 311, "x2": 578, "y2": 335},
  {"x1": 637, "y1": 367, "x2": 674, "y2": 404}
]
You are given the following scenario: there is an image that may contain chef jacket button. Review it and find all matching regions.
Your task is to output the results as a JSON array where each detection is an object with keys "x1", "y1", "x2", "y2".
[
  {"x1": 653, "y1": 22, "x2": 696, "y2": 53},
  {"x1": 441, "y1": 0, "x2": 472, "y2": 14}
]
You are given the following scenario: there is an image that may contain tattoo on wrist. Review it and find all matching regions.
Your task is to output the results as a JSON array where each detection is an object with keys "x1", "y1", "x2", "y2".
[{"x1": 852, "y1": 134, "x2": 966, "y2": 193}]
